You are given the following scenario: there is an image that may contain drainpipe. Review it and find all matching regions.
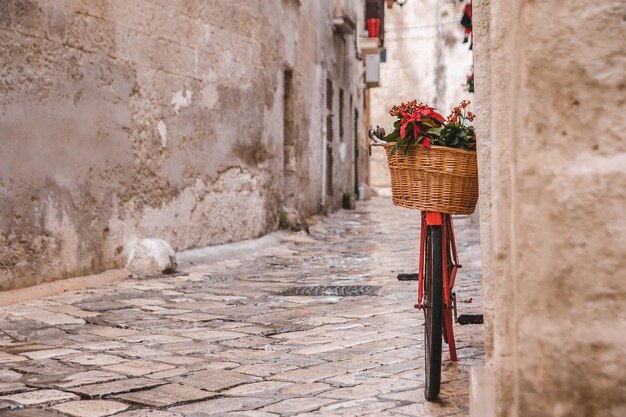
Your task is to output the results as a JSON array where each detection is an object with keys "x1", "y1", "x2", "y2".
[{"x1": 354, "y1": 108, "x2": 360, "y2": 197}]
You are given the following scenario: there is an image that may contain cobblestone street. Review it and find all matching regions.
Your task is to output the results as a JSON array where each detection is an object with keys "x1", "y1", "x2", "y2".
[{"x1": 0, "y1": 196, "x2": 484, "y2": 417}]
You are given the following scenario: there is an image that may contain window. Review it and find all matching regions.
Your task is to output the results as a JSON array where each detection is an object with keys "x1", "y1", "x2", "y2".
[
  {"x1": 339, "y1": 88, "x2": 344, "y2": 141},
  {"x1": 326, "y1": 79, "x2": 334, "y2": 196}
]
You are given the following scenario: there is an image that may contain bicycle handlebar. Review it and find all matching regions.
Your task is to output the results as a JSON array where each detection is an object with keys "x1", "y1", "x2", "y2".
[{"x1": 368, "y1": 126, "x2": 387, "y2": 147}]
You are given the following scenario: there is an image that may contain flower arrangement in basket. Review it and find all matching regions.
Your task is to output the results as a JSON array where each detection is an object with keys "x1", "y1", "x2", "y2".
[{"x1": 371, "y1": 100, "x2": 479, "y2": 215}]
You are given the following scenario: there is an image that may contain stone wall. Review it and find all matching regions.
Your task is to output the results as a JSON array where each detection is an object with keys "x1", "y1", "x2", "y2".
[
  {"x1": 473, "y1": 0, "x2": 626, "y2": 415},
  {"x1": 473, "y1": 0, "x2": 493, "y2": 368},
  {"x1": 0, "y1": 0, "x2": 367, "y2": 290}
]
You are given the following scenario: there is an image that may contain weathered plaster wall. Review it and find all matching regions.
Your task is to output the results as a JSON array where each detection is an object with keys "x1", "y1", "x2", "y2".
[
  {"x1": 473, "y1": 0, "x2": 493, "y2": 365},
  {"x1": 0, "y1": 0, "x2": 366, "y2": 290},
  {"x1": 369, "y1": 0, "x2": 473, "y2": 187},
  {"x1": 474, "y1": 0, "x2": 626, "y2": 415}
]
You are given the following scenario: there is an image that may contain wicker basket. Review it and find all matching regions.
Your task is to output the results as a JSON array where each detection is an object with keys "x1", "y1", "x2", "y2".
[{"x1": 385, "y1": 144, "x2": 479, "y2": 214}]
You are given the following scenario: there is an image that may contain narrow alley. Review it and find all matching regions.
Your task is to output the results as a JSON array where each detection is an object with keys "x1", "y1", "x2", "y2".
[{"x1": 0, "y1": 196, "x2": 484, "y2": 417}]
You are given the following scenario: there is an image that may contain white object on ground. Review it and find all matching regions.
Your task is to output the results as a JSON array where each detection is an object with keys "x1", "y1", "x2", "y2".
[{"x1": 126, "y1": 238, "x2": 178, "y2": 274}]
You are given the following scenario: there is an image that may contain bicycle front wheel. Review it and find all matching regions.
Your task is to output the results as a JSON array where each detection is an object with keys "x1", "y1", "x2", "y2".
[{"x1": 424, "y1": 225, "x2": 443, "y2": 401}]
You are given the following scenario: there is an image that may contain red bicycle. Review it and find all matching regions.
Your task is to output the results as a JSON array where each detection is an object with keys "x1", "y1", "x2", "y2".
[
  {"x1": 397, "y1": 213, "x2": 462, "y2": 400},
  {"x1": 369, "y1": 127, "x2": 481, "y2": 401},
  {"x1": 419, "y1": 212, "x2": 460, "y2": 400}
]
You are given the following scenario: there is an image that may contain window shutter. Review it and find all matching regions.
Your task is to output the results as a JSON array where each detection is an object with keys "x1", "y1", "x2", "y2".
[{"x1": 339, "y1": 88, "x2": 344, "y2": 141}]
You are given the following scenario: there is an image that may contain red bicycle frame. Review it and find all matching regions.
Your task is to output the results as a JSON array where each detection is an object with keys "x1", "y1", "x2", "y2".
[{"x1": 417, "y1": 211, "x2": 461, "y2": 361}]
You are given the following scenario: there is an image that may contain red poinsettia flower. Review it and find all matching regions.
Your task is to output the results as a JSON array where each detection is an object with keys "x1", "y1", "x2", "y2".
[
  {"x1": 416, "y1": 107, "x2": 445, "y2": 124},
  {"x1": 401, "y1": 112, "x2": 422, "y2": 123},
  {"x1": 399, "y1": 112, "x2": 423, "y2": 139},
  {"x1": 384, "y1": 99, "x2": 476, "y2": 154},
  {"x1": 400, "y1": 122, "x2": 408, "y2": 139},
  {"x1": 431, "y1": 111, "x2": 445, "y2": 123}
]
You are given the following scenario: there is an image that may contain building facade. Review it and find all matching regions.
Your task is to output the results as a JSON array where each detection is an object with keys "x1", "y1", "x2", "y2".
[{"x1": 0, "y1": 0, "x2": 378, "y2": 290}]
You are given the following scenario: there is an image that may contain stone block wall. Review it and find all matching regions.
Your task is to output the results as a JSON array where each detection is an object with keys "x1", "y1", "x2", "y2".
[
  {"x1": 474, "y1": 0, "x2": 626, "y2": 415},
  {"x1": 0, "y1": 0, "x2": 367, "y2": 290}
]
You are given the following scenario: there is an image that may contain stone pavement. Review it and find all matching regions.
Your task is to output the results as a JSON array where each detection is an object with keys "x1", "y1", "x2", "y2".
[{"x1": 0, "y1": 196, "x2": 484, "y2": 417}]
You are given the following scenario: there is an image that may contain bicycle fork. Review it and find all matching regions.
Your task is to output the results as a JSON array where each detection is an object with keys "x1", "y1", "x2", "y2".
[{"x1": 417, "y1": 212, "x2": 460, "y2": 361}]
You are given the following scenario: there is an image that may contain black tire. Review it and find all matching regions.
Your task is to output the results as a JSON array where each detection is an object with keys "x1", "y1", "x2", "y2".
[{"x1": 424, "y1": 225, "x2": 443, "y2": 401}]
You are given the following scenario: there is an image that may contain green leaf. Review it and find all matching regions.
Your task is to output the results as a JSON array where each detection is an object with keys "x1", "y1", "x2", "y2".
[
  {"x1": 384, "y1": 130, "x2": 400, "y2": 141},
  {"x1": 390, "y1": 141, "x2": 400, "y2": 156},
  {"x1": 429, "y1": 127, "x2": 443, "y2": 137}
]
